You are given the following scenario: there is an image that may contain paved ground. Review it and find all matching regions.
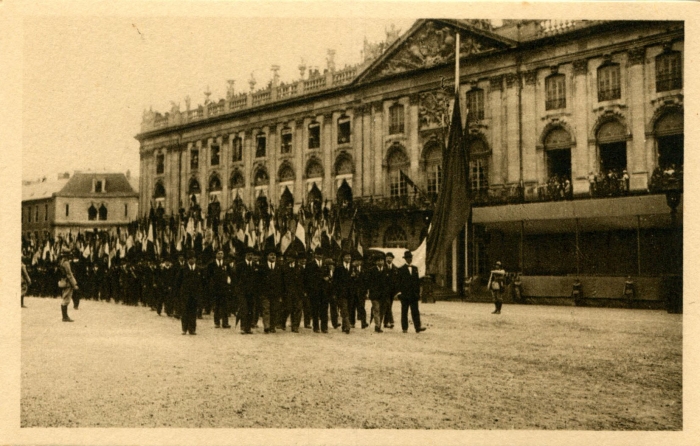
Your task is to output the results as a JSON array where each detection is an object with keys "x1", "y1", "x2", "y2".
[{"x1": 21, "y1": 296, "x2": 682, "y2": 429}]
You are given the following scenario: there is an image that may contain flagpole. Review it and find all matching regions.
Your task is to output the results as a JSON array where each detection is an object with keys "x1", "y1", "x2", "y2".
[
  {"x1": 452, "y1": 31, "x2": 460, "y2": 293},
  {"x1": 455, "y1": 32, "x2": 460, "y2": 93}
]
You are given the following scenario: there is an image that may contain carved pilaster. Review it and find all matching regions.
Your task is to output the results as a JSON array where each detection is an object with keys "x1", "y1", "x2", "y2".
[
  {"x1": 408, "y1": 93, "x2": 421, "y2": 106},
  {"x1": 572, "y1": 59, "x2": 588, "y2": 76},
  {"x1": 523, "y1": 70, "x2": 538, "y2": 86},
  {"x1": 505, "y1": 73, "x2": 519, "y2": 89},
  {"x1": 489, "y1": 75, "x2": 503, "y2": 92},
  {"x1": 627, "y1": 47, "x2": 646, "y2": 66}
]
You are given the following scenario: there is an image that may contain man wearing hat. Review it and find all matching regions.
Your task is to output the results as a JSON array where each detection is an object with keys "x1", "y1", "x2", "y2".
[
  {"x1": 58, "y1": 248, "x2": 78, "y2": 322},
  {"x1": 397, "y1": 250, "x2": 426, "y2": 333},
  {"x1": 305, "y1": 247, "x2": 327, "y2": 333},
  {"x1": 207, "y1": 248, "x2": 233, "y2": 328},
  {"x1": 382, "y1": 252, "x2": 399, "y2": 329},
  {"x1": 349, "y1": 252, "x2": 368, "y2": 329},
  {"x1": 282, "y1": 251, "x2": 306, "y2": 332},
  {"x1": 324, "y1": 257, "x2": 339, "y2": 330},
  {"x1": 333, "y1": 251, "x2": 354, "y2": 334},
  {"x1": 176, "y1": 250, "x2": 203, "y2": 335},
  {"x1": 487, "y1": 261, "x2": 506, "y2": 314},
  {"x1": 260, "y1": 248, "x2": 285, "y2": 333},
  {"x1": 366, "y1": 252, "x2": 389, "y2": 333},
  {"x1": 236, "y1": 247, "x2": 258, "y2": 334}
]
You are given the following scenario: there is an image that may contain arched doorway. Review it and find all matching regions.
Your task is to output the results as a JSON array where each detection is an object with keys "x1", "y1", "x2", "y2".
[
  {"x1": 544, "y1": 127, "x2": 572, "y2": 179},
  {"x1": 654, "y1": 111, "x2": 683, "y2": 169},
  {"x1": 596, "y1": 120, "x2": 628, "y2": 173}
]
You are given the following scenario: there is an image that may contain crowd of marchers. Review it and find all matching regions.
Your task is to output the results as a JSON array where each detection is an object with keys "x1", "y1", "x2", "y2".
[{"x1": 23, "y1": 245, "x2": 427, "y2": 336}]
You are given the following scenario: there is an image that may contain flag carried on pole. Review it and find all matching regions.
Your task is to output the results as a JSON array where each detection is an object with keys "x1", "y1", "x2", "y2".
[{"x1": 425, "y1": 91, "x2": 470, "y2": 274}]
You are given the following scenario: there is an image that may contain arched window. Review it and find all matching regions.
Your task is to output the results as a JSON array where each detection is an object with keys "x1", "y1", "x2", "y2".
[
  {"x1": 544, "y1": 127, "x2": 572, "y2": 176},
  {"x1": 154, "y1": 181, "x2": 166, "y2": 199},
  {"x1": 209, "y1": 174, "x2": 222, "y2": 192},
  {"x1": 188, "y1": 178, "x2": 201, "y2": 194},
  {"x1": 596, "y1": 120, "x2": 628, "y2": 172},
  {"x1": 306, "y1": 159, "x2": 324, "y2": 179},
  {"x1": 278, "y1": 163, "x2": 296, "y2": 182},
  {"x1": 98, "y1": 204, "x2": 108, "y2": 221},
  {"x1": 469, "y1": 137, "x2": 490, "y2": 192},
  {"x1": 387, "y1": 145, "x2": 409, "y2": 197},
  {"x1": 229, "y1": 170, "x2": 245, "y2": 189},
  {"x1": 384, "y1": 224, "x2": 407, "y2": 248},
  {"x1": 280, "y1": 186, "x2": 294, "y2": 210},
  {"x1": 308, "y1": 182, "x2": 323, "y2": 210},
  {"x1": 335, "y1": 155, "x2": 353, "y2": 176},
  {"x1": 423, "y1": 141, "x2": 442, "y2": 196},
  {"x1": 654, "y1": 111, "x2": 683, "y2": 169},
  {"x1": 88, "y1": 204, "x2": 97, "y2": 221},
  {"x1": 254, "y1": 167, "x2": 269, "y2": 186},
  {"x1": 337, "y1": 179, "x2": 352, "y2": 208}
]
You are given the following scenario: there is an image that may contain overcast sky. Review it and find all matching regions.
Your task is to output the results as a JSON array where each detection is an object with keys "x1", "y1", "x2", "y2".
[{"x1": 22, "y1": 16, "x2": 418, "y2": 181}]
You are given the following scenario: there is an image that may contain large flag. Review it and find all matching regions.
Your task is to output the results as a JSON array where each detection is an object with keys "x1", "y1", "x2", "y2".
[
  {"x1": 425, "y1": 92, "x2": 470, "y2": 274},
  {"x1": 295, "y1": 219, "x2": 306, "y2": 249}
]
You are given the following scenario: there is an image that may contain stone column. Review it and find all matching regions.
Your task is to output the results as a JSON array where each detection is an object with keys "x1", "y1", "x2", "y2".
[
  {"x1": 408, "y1": 94, "x2": 421, "y2": 181},
  {"x1": 322, "y1": 113, "x2": 333, "y2": 201},
  {"x1": 505, "y1": 73, "x2": 521, "y2": 184},
  {"x1": 267, "y1": 125, "x2": 277, "y2": 204},
  {"x1": 244, "y1": 130, "x2": 253, "y2": 205},
  {"x1": 353, "y1": 107, "x2": 365, "y2": 197},
  {"x1": 627, "y1": 46, "x2": 648, "y2": 191},
  {"x1": 362, "y1": 106, "x2": 373, "y2": 197},
  {"x1": 372, "y1": 101, "x2": 384, "y2": 196},
  {"x1": 521, "y1": 70, "x2": 538, "y2": 184},
  {"x1": 572, "y1": 58, "x2": 590, "y2": 195},
  {"x1": 489, "y1": 75, "x2": 505, "y2": 186},
  {"x1": 294, "y1": 118, "x2": 305, "y2": 206}
]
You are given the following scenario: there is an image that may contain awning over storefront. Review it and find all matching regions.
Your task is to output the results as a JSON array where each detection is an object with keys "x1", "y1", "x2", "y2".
[{"x1": 472, "y1": 194, "x2": 682, "y2": 234}]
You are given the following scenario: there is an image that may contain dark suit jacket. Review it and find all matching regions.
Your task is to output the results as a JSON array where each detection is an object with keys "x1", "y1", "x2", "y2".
[
  {"x1": 176, "y1": 264, "x2": 203, "y2": 311},
  {"x1": 236, "y1": 260, "x2": 258, "y2": 298},
  {"x1": 333, "y1": 263, "x2": 353, "y2": 300},
  {"x1": 366, "y1": 266, "x2": 389, "y2": 302},
  {"x1": 304, "y1": 260, "x2": 325, "y2": 297},
  {"x1": 398, "y1": 264, "x2": 420, "y2": 301},
  {"x1": 260, "y1": 262, "x2": 285, "y2": 300},
  {"x1": 385, "y1": 265, "x2": 400, "y2": 300},
  {"x1": 207, "y1": 260, "x2": 232, "y2": 296}
]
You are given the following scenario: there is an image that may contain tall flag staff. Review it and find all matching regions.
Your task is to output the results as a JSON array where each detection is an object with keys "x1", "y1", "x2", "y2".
[{"x1": 426, "y1": 32, "x2": 471, "y2": 277}]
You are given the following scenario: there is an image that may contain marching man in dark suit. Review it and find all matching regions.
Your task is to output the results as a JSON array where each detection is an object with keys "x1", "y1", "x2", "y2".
[
  {"x1": 176, "y1": 250, "x2": 203, "y2": 335},
  {"x1": 397, "y1": 250, "x2": 426, "y2": 333},
  {"x1": 349, "y1": 252, "x2": 368, "y2": 329},
  {"x1": 260, "y1": 249, "x2": 284, "y2": 333},
  {"x1": 383, "y1": 252, "x2": 399, "y2": 329},
  {"x1": 208, "y1": 248, "x2": 233, "y2": 329},
  {"x1": 304, "y1": 247, "x2": 327, "y2": 333},
  {"x1": 333, "y1": 251, "x2": 354, "y2": 334},
  {"x1": 367, "y1": 253, "x2": 389, "y2": 333},
  {"x1": 237, "y1": 247, "x2": 258, "y2": 334}
]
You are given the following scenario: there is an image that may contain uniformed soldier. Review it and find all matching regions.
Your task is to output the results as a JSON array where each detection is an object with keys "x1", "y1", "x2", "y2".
[
  {"x1": 487, "y1": 261, "x2": 506, "y2": 314},
  {"x1": 58, "y1": 248, "x2": 78, "y2": 322}
]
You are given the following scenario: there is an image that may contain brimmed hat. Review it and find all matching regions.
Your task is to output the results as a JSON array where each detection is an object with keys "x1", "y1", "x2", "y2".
[
  {"x1": 385, "y1": 252, "x2": 395, "y2": 259},
  {"x1": 403, "y1": 250, "x2": 413, "y2": 259},
  {"x1": 495, "y1": 261, "x2": 502, "y2": 267},
  {"x1": 313, "y1": 247, "x2": 324, "y2": 256}
]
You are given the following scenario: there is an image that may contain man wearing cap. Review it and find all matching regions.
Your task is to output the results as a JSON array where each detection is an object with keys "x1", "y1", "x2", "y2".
[
  {"x1": 176, "y1": 250, "x2": 203, "y2": 335},
  {"x1": 397, "y1": 250, "x2": 426, "y2": 333},
  {"x1": 383, "y1": 252, "x2": 399, "y2": 329},
  {"x1": 207, "y1": 248, "x2": 233, "y2": 328},
  {"x1": 349, "y1": 253, "x2": 368, "y2": 329},
  {"x1": 58, "y1": 248, "x2": 78, "y2": 322},
  {"x1": 260, "y1": 249, "x2": 284, "y2": 333},
  {"x1": 305, "y1": 247, "x2": 327, "y2": 333},
  {"x1": 333, "y1": 251, "x2": 354, "y2": 334},
  {"x1": 367, "y1": 253, "x2": 389, "y2": 333},
  {"x1": 487, "y1": 261, "x2": 506, "y2": 314},
  {"x1": 237, "y1": 247, "x2": 258, "y2": 334}
]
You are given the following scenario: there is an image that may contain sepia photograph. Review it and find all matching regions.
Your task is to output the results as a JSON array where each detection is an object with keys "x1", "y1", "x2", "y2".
[{"x1": 4, "y1": 1, "x2": 698, "y2": 445}]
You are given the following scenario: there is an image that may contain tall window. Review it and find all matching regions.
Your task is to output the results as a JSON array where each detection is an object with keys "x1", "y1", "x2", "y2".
[
  {"x1": 470, "y1": 159, "x2": 489, "y2": 191},
  {"x1": 65, "y1": 204, "x2": 69, "y2": 217},
  {"x1": 427, "y1": 164, "x2": 442, "y2": 195},
  {"x1": 255, "y1": 133, "x2": 266, "y2": 158},
  {"x1": 34, "y1": 206, "x2": 38, "y2": 222},
  {"x1": 656, "y1": 51, "x2": 682, "y2": 92},
  {"x1": 156, "y1": 154, "x2": 165, "y2": 174},
  {"x1": 389, "y1": 104, "x2": 404, "y2": 135},
  {"x1": 387, "y1": 146, "x2": 409, "y2": 197},
  {"x1": 190, "y1": 149, "x2": 199, "y2": 170},
  {"x1": 545, "y1": 74, "x2": 566, "y2": 110},
  {"x1": 337, "y1": 116, "x2": 351, "y2": 144},
  {"x1": 389, "y1": 170, "x2": 407, "y2": 197},
  {"x1": 154, "y1": 181, "x2": 166, "y2": 199},
  {"x1": 210, "y1": 144, "x2": 220, "y2": 166},
  {"x1": 231, "y1": 137, "x2": 243, "y2": 162},
  {"x1": 466, "y1": 88, "x2": 485, "y2": 121},
  {"x1": 94, "y1": 180, "x2": 103, "y2": 193},
  {"x1": 88, "y1": 204, "x2": 97, "y2": 221},
  {"x1": 598, "y1": 64, "x2": 621, "y2": 101},
  {"x1": 281, "y1": 127, "x2": 293, "y2": 154},
  {"x1": 384, "y1": 225, "x2": 407, "y2": 248},
  {"x1": 44, "y1": 204, "x2": 48, "y2": 221},
  {"x1": 98, "y1": 204, "x2": 108, "y2": 221},
  {"x1": 308, "y1": 122, "x2": 320, "y2": 149},
  {"x1": 124, "y1": 204, "x2": 128, "y2": 217}
]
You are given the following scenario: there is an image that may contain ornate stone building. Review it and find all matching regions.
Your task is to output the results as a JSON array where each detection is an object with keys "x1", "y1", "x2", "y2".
[{"x1": 136, "y1": 19, "x2": 683, "y2": 290}]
